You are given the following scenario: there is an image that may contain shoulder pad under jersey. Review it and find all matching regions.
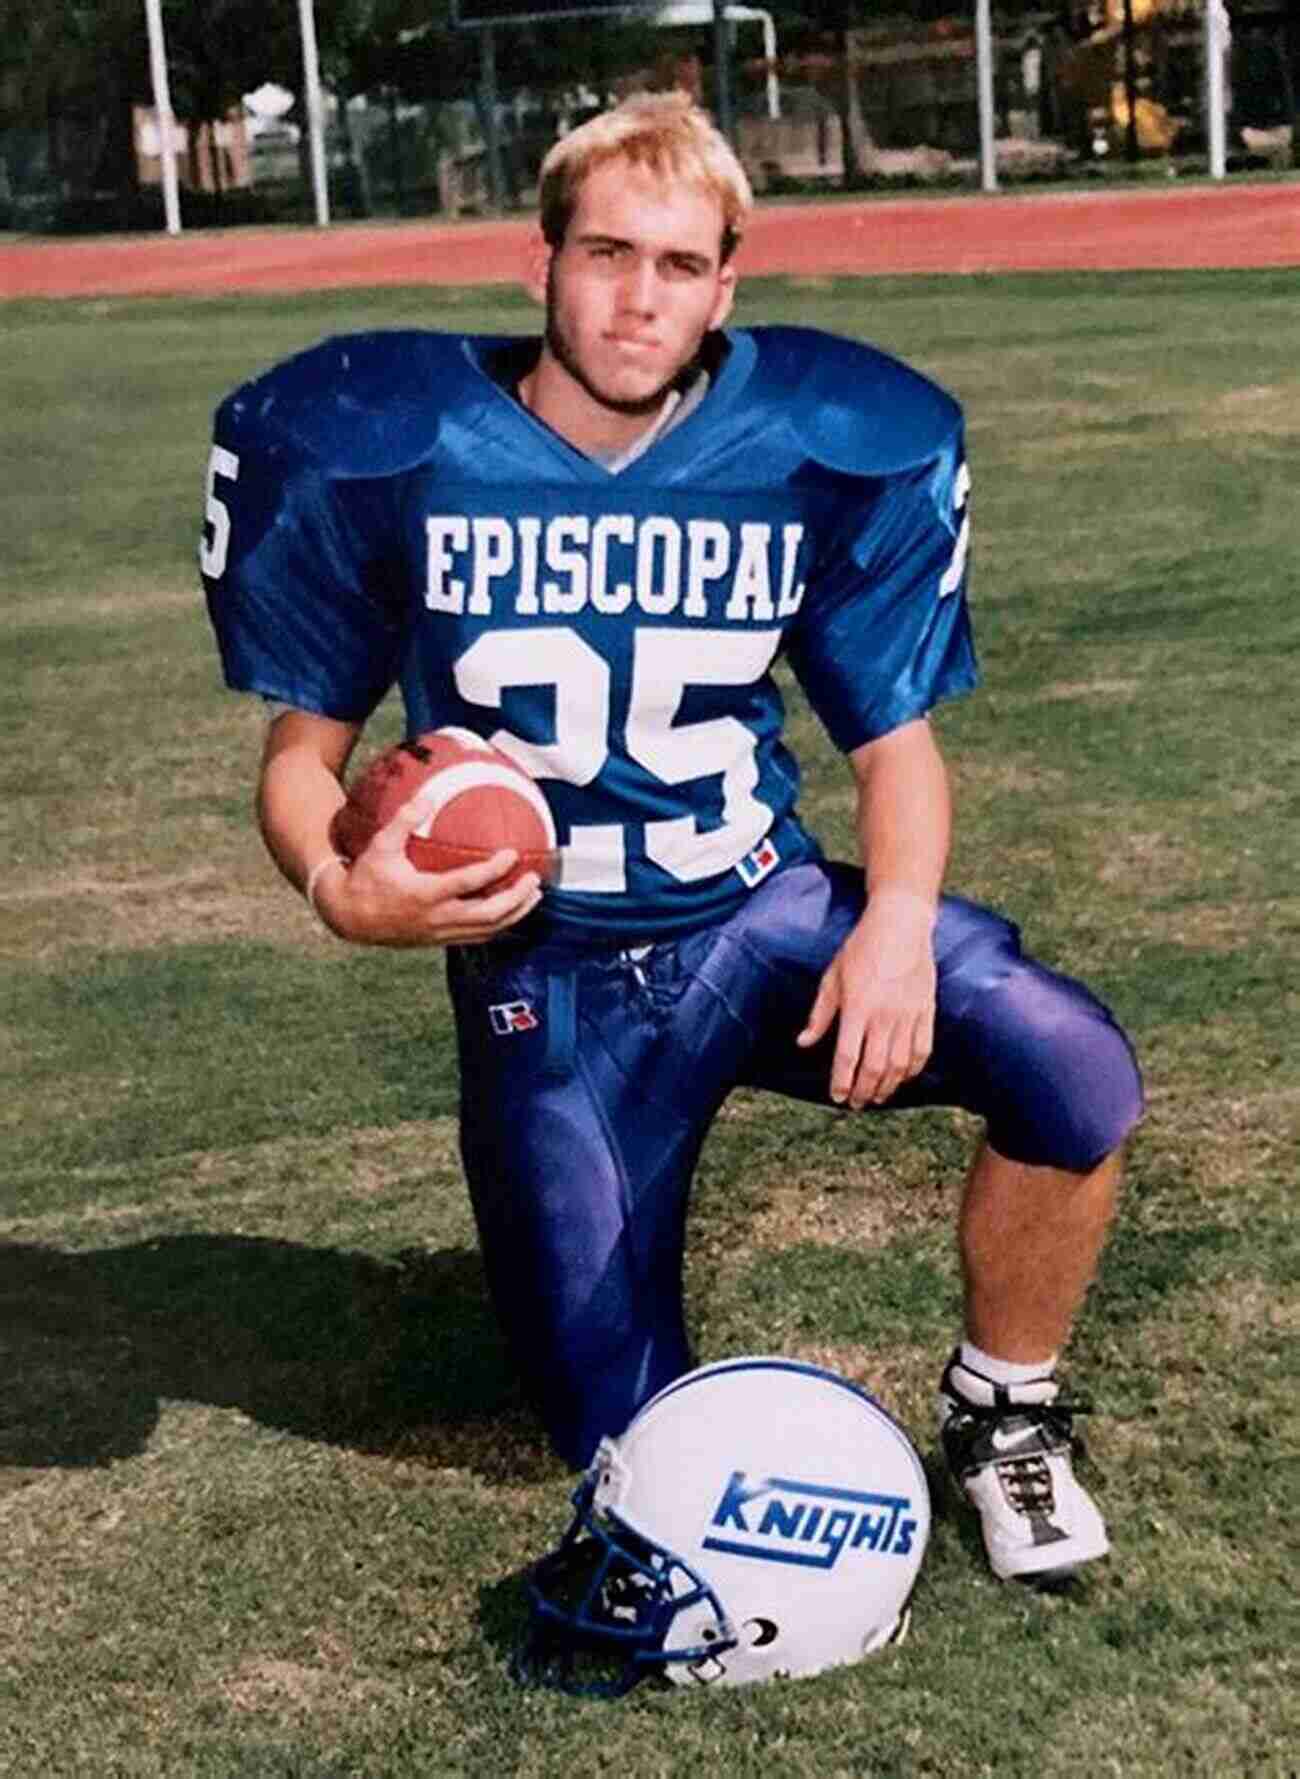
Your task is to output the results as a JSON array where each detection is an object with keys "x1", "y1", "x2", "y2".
[
  {"x1": 743, "y1": 326, "x2": 962, "y2": 476},
  {"x1": 213, "y1": 330, "x2": 505, "y2": 478}
]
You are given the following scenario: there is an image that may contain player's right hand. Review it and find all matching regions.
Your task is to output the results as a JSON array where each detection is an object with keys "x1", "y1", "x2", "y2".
[{"x1": 312, "y1": 792, "x2": 542, "y2": 946}]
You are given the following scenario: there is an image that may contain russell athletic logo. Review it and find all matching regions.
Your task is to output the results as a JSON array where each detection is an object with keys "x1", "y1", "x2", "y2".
[
  {"x1": 702, "y1": 1473, "x2": 920, "y2": 1570},
  {"x1": 736, "y1": 835, "x2": 780, "y2": 888},
  {"x1": 489, "y1": 999, "x2": 539, "y2": 1035}
]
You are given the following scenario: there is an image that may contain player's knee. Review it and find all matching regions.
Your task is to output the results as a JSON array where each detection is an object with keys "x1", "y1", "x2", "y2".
[
  {"x1": 976, "y1": 962, "x2": 1144, "y2": 1173},
  {"x1": 1048, "y1": 1011, "x2": 1143, "y2": 1172}
]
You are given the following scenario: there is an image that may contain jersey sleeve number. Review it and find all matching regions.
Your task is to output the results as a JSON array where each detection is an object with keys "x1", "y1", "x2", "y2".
[
  {"x1": 453, "y1": 625, "x2": 781, "y2": 893},
  {"x1": 938, "y1": 459, "x2": 971, "y2": 599},
  {"x1": 200, "y1": 445, "x2": 240, "y2": 579}
]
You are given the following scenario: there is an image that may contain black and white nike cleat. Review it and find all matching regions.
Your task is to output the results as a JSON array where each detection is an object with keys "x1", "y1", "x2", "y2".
[{"x1": 938, "y1": 1351, "x2": 1109, "y2": 1582}]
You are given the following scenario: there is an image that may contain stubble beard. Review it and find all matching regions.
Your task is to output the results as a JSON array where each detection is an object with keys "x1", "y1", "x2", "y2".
[{"x1": 545, "y1": 270, "x2": 701, "y2": 419}]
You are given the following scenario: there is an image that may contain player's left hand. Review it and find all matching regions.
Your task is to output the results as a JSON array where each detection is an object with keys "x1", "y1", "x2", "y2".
[{"x1": 796, "y1": 890, "x2": 937, "y2": 1108}]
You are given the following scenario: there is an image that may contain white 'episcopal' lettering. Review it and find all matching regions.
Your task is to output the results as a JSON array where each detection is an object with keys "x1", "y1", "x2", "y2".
[{"x1": 425, "y1": 512, "x2": 806, "y2": 622}]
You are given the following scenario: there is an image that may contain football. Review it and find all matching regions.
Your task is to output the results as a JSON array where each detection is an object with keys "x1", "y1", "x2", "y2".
[{"x1": 330, "y1": 727, "x2": 558, "y2": 889}]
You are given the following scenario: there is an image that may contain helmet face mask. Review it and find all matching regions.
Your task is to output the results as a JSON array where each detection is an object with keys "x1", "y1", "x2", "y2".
[
  {"x1": 516, "y1": 1473, "x2": 738, "y2": 1697},
  {"x1": 516, "y1": 1358, "x2": 930, "y2": 1695}
]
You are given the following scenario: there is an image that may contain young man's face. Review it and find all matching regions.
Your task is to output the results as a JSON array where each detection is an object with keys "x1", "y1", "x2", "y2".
[{"x1": 530, "y1": 159, "x2": 737, "y2": 424}]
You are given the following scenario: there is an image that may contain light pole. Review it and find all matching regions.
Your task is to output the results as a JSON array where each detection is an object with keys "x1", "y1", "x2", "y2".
[
  {"x1": 297, "y1": 0, "x2": 331, "y2": 225},
  {"x1": 712, "y1": 0, "x2": 736, "y2": 144},
  {"x1": 975, "y1": 0, "x2": 997, "y2": 192},
  {"x1": 1204, "y1": 0, "x2": 1228, "y2": 179},
  {"x1": 142, "y1": 0, "x2": 181, "y2": 234}
]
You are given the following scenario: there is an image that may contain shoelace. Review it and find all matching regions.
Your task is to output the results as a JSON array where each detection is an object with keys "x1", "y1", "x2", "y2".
[
  {"x1": 960, "y1": 1399, "x2": 1094, "y2": 1515},
  {"x1": 1000, "y1": 1452, "x2": 1055, "y2": 1514}
]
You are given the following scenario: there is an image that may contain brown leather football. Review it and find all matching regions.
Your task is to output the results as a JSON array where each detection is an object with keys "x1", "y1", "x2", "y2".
[{"x1": 330, "y1": 727, "x2": 558, "y2": 888}]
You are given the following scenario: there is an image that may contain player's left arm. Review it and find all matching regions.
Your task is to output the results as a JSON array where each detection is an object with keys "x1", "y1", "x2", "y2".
[{"x1": 796, "y1": 717, "x2": 951, "y2": 1108}]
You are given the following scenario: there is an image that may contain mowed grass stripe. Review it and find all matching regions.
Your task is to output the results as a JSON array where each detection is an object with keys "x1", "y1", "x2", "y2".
[
  {"x1": 0, "y1": 1119, "x2": 468, "y2": 1242},
  {"x1": 1, "y1": 942, "x2": 462, "y2": 1176}
]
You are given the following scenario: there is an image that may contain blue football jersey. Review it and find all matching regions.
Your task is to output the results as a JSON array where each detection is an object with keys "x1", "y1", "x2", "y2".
[{"x1": 201, "y1": 326, "x2": 978, "y2": 939}]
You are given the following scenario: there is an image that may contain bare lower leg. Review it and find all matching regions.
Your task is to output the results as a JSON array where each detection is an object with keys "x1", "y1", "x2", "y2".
[{"x1": 960, "y1": 1140, "x2": 1122, "y2": 1362}]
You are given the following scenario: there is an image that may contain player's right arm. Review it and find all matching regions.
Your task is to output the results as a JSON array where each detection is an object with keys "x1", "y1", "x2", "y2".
[
  {"x1": 202, "y1": 345, "x2": 541, "y2": 947},
  {"x1": 257, "y1": 709, "x2": 541, "y2": 947}
]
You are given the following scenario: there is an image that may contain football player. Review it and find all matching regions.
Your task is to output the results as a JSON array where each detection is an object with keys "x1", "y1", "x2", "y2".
[{"x1": 201, "y1": 92, "x2": 1143, "y2": 1584}]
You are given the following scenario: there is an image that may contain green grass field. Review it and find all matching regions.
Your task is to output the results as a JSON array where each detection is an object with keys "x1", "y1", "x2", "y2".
[{"x1": 2, "y1": 268, "x2": 1298, "y2": 1777}]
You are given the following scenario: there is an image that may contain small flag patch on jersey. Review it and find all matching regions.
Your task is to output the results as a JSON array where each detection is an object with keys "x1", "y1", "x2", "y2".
[
  {"x1": 489, "y1": 999, "x2": 539, "y2": 1035},
  {"x1": 737, "y1": 836, "x2": 780, "y2": 888}
]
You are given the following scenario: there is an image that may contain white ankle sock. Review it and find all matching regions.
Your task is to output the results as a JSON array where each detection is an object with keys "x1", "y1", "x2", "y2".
[{"x1": 959, "y1": 1340, "x2": 1057, "y2": 1387}]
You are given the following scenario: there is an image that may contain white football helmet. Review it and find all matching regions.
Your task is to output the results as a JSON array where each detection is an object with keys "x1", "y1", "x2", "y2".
[{"x1": 518, "y1": 1357, "x2": 930, "y2": 1693}]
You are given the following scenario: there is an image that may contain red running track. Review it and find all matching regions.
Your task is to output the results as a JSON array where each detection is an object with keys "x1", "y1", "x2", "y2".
[{"x1": 2, "y1": 182, "x2": 1297, "y2": 299}]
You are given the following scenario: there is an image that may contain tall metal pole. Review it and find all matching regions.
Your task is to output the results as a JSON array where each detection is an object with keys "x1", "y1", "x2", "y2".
[
  {"x1": 761, "y1": 11, "x2": 780, "y2": 121},
  {"x1": 297, "y1": 0, "x2": 331, "y2": 225},
  {"x1": 1204, "y1": 0, "x2": 1228, "y2": 180},
  {"x1": 975, "y1": 0, "x2": 997, "y2": 192},
  {"x1": 142, "y1": 0, "x2": 181, "y2": 235},
  {"x1": 713, "y1": 0, "x2": 736, "y2": 145}
]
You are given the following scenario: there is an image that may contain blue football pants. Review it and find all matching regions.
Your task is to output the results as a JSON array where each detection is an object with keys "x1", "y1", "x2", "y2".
[{"x1": 447, "y1": 861, "x2": 1143, "y2": 1468}]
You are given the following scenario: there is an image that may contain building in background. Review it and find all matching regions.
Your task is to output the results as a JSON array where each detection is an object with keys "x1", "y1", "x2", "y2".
[{"x1": 133, "y1": 106, "x2": 251, "y2": 195}]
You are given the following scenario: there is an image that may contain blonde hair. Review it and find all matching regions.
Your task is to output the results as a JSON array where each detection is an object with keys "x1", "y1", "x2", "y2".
[{"x1": 538, "y1": 91, "x2": 753, "y2": 265}]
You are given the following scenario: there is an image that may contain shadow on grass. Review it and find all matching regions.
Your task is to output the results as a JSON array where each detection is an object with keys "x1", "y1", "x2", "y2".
[{"x1": 0, "y1": 1233, "x2": 556, "y2": 1482}]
